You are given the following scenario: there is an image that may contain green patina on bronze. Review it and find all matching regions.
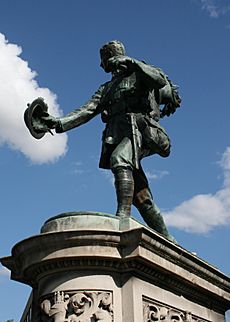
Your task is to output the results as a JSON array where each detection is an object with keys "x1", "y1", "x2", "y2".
[{"x1": 24, "y1": 40, "x2": 181, "y2": 243}]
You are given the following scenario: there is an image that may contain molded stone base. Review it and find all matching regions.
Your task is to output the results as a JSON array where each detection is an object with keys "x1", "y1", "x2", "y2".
[{"x1": 1, "y1": 212, "x2": 230, "y2": 322}]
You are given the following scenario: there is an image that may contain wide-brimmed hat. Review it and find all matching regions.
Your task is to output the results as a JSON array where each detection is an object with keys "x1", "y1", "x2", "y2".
[{"x1": 24, "y1": 97, "x2": 49, "y2": 139}]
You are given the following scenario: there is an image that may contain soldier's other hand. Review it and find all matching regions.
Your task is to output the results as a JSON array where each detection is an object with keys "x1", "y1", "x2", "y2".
[
  {"x1": 161, "y1": 103, "x2": 176, "y2": 117},
  {"x1": 107, "y1": 55, "x2": 135, "y2": 72}
]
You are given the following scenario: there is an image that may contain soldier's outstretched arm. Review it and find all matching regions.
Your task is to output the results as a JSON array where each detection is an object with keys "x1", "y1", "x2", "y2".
[{"x1": 42, "y1": 85, "x2": 105, "y2": 134}]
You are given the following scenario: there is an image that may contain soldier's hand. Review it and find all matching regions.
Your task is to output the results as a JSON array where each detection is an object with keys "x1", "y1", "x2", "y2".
[
  {"x1": 40, "y1": 113, "x2": 59, "y2": 129},
  {"x1": 107, "y1": 55, "x2": 135, "y2": 72},
  {"x1": 160, "y1": 103, "x2": 176, "y2": 118}
]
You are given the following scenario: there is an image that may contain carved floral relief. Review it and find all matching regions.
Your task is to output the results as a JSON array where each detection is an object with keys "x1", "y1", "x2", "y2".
[
  {"x1": 143, "y1": 298, "x2": 211, "y2": 322},
  {"x1": 40, "y1": 290, "x2": 113, "y2": 322}
]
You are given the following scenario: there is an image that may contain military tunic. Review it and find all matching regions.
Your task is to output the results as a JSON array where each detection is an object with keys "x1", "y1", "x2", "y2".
[{"x1": 56, "y1": 59, "x2": 171, "y2": 170}]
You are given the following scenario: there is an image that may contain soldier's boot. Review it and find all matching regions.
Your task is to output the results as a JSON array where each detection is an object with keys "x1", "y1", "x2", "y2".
[
  {"x1": 140, "y1": 203, "x2": 177, "y2": 243},
  {"x1": 113, "y1": 167, "x2": 134, "y2": 218},
  {"x1": 138, "y1": 202, "x2": 166, "y2": 234}
]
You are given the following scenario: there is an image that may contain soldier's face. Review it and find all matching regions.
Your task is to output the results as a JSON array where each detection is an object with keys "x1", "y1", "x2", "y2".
[{"x1": 100, "y1": 51, "x2": 113, "y2": 73}]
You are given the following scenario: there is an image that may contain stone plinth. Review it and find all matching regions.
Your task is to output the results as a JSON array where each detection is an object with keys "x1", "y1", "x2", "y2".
[{"x1": 1, "y1": 211, "x2": 230, "y2": 322}]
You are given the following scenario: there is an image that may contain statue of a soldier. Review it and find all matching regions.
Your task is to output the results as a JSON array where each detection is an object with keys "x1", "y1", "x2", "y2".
[{"x1": 25, "y1": 40, "x2": 181, "y2": 242}]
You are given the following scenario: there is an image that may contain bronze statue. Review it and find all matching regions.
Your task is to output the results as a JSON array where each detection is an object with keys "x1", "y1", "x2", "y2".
[{"x1": 24, "y1": 40, "x2": 181, "y2": 242}]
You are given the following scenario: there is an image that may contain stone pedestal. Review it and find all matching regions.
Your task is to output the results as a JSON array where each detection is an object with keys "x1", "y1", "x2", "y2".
[{"x1": 1, "y1": 211, "x2": 230, "y2": 322}]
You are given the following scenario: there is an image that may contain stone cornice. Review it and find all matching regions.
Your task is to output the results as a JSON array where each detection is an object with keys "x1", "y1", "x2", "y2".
[
  {"x1": 20, "y1": 256, "x2": 230, "y2": 314},
  {"x1": 1, "y1": 214, "x2": 230, "y2": 315}
]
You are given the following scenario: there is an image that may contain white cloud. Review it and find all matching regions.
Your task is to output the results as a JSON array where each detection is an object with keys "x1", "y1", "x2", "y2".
[
  {"x1": 73, "y1": 161, "x2": 91, "y2": 175},
  {"x1": 200, "y1": 0, "x2": 230, "y2": 18},
  {"x1": 163, "y1": 147, "x2": 230, "y2": 233},
  {"x1": 201, "y1": 0, "x2": 219, "y2": 17},
  {"x1": 219, "y1": 146, "x2": 230, "y2": 186},
  {"x1": 146, "y1": 169, "x2": 169, "y2": 181},
  {"x1": 0, "y1": 33, "x2": 68, "y2": 163}
]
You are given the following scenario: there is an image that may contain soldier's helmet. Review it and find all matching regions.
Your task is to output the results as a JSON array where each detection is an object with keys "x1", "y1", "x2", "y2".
[
  {"x1": 100, "y1": 40, "x2": 126, "y2": 72},
  {"x1": 100, "y1": 40, "x2": 126, "y2": 57}
]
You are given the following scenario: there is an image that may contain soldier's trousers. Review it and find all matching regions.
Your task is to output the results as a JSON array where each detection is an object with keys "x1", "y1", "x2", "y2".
[
  {"x1": 110, "y1": 136, "x2": 156, "y2": 210},
  {"x1": 109, "y1": 137, "x2": 171, "y2": 239}
]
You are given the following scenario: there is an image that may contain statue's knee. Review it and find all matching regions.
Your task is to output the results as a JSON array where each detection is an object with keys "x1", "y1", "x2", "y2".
[{"x1": 110, "y1": 155, "x2": 133, "y2": 172}]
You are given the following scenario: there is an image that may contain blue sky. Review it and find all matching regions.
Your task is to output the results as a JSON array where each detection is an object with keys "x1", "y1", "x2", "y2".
[{"x1": 0, "y1": 0, "x2": 230, "y2": 321}]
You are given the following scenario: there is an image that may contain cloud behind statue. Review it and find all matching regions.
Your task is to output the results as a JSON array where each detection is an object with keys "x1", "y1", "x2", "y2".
[
  {"x1": 0, "y1": 33, "x2": 68, "y2": 163},
  {"x1": 164, "y1": 146, "x2": 230, "y2": 233}
]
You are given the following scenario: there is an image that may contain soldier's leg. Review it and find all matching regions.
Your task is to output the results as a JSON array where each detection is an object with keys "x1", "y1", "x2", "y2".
[
  {"x1": 132, "y1": 166, "x2": 174, "y2": 241},
  {"x1": 110, "y1": 137, "x2": 134, "y2": 218}
]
